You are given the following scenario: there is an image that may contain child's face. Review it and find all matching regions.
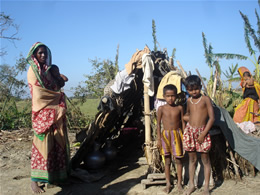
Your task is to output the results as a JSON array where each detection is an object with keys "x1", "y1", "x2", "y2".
[
  {"x1": 243, "y1": 75, "x2": 251, "y2": 81},
  {"x1": 186, "y1": 85, "x2": 201, "y2": 98},
  {"x1": 163, "y1": 90, "x2": 177, "y2": 106}
]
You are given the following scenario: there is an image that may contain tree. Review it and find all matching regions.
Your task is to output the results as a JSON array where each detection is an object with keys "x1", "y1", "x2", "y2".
[
  {"x1": 0, "y1": 55, "x2": 28, "y2": 102},
  {"x1": 0, "y1": 12, "x2": 20, "y2": 56},
  {"x1": 202, "y1": 32, "x2": 247, "y2": 98},
  {"x1": 222, "y1": 63, "x2": 240, "y2": 90},
  {"x1": 73, "y1": 58, "x2": 118, "y2": 100},
  {"x1": 114, "y1": 44, "x2": 119, "y2": 74},
  {"x1": 240, "y1": 0, "x2": 260, "y2": 82},
  {"x1": 152, "y1": 19, "x2": 158, "y2": 52}
]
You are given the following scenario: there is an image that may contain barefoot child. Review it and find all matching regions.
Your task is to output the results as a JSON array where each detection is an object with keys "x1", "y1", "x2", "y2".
[
  {"x1": 157, "y1": 84, "x2": 185, "y2": 194},
  {"x1": 183, "y1": 75, "x2": 215, "y2": 195}
]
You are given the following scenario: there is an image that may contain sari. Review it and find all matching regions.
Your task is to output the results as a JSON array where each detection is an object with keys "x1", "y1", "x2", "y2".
[
  {"x1": 233, "y1": 67, "x2": 260, "y2": 123},
  {"x1": 27, "y1": 42, "x2": 70, "y2": 184}
]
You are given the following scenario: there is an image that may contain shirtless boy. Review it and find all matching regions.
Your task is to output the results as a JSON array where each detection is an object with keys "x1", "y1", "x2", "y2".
[
  {"x1": 157, "y1": 84, "x2": 185, "y2": 194},
  {"x1": 183, "y1": 75, "x2": 215, "y2": 195}
]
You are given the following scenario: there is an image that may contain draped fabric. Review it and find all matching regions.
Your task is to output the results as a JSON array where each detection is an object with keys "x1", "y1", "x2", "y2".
[{"x1": 27, "y1": 42, "x2": 70, "y2": 184}]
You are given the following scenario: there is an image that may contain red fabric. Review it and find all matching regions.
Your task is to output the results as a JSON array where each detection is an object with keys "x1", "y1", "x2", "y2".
[
  {"x1": 32, "y1": 109, "x2": 55, "y2": 134},
  {"x1": 183, "y1": 123, "x2": 211, "y2": 153}
]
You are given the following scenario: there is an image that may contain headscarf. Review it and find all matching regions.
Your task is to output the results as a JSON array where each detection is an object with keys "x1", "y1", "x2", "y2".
[{"x1": 26, "y1": 42, "x2": 52, "y2": 88}]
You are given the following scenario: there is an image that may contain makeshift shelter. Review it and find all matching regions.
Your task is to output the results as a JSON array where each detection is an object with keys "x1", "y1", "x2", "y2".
[{"x1": 71, "y1": 46, "x2": 260, "y2": 182}]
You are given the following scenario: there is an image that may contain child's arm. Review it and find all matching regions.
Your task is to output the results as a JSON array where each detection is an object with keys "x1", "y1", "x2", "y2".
[
  {"x1": 183, "y1": 99, "x2": 190, "y2": 123},
  {"x1": 243, "y1": 78, "x2": 255, "y2": 88},
  {"x1": 197, "y1": 96, "x2": 215, "y2": 144},
  {"x1": 156, "y1": 106, "x2": 163, "y2": 149},
  {"x1": 180, "y1": 105, "x2": 185, "y2": 132}
]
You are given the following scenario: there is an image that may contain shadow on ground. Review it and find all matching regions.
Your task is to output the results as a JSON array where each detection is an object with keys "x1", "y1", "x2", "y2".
[{"x1": 56, "y1": 134, "x2": 146, "y2": 195}]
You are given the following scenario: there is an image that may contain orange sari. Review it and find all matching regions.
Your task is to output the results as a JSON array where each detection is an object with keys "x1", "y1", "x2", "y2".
[{"x1": 233, "y1": 67, "x2": 260, "y2": 123}]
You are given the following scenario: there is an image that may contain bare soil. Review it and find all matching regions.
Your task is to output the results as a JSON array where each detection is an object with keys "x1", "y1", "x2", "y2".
[{"x1": 0, "y1": 129, "x2": 260, "y2": 195}]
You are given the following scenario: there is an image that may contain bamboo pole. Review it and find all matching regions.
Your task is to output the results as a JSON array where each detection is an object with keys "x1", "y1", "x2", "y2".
[
  {"x1": 144, "y1": 85, "x2": 152, "y2": 165},
  {"x1": 195, "y1": 68, "x2": 209, "y2": 96},
  {"x1": 176, "y1": 60, "x2": 187, "y2": 78},
  {"x1": 212, "y1": 69, "x2": 218, "y2": 99},
  {"x1": 168, "y1": 57, "x2": 174, "y2": 70}
]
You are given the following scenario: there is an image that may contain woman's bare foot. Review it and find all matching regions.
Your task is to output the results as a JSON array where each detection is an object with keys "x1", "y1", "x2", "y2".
[
  {"x1": 31, "y1": 181, "x2": 45, "y2": 193},
  {"x1": 184, "y1": 185, "x2": 195, "y2": 195},
  {"x1": 163, "y1": 184, "x2": 172, "y2": 194}
]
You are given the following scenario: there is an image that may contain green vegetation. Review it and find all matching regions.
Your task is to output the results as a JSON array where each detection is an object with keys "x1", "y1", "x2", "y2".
[{"x1": 68, "y1": 98, "x2": 99, "y2": 117}]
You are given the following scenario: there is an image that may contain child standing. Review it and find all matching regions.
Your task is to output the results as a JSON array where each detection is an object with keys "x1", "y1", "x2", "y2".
[
  {"x1": 183, "y1": 75, "x2": 215, "y2": 195},
  {"x1": 157, "y1": 84, "x2": 185, "y2": 194}
]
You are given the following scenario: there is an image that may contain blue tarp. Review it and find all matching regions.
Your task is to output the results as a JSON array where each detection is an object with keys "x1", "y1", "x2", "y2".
[{"x1": 214, "y1": 106, "x2": 260, "y2": 171}]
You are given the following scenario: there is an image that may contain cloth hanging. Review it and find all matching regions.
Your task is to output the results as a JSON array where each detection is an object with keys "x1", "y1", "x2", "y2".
[
  {"x1": 142, "y1": 53, "x2": 154, "y2": 96},
  {"x1": 110, "y1": 69, "x2": 135, "y2": 94},
  {"x1": 156, "y1": 70, "x2": 182, "y2": 99}
]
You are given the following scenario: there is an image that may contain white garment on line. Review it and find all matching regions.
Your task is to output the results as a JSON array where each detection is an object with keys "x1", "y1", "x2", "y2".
[
  {"x1": 142, "y1": 53, "x2": 154, "y2": 96},
  {"x1": 110, "y1": 69, "x2": 135, "y2": 94}
]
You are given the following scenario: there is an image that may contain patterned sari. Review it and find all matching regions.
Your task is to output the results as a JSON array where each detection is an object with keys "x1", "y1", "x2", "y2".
[
  {"x1": 27, "y1": 42, "x2": 70, "y2": 184},
  {"x1": 233, "y1": 67, "x2": 260, "y2": 123}
]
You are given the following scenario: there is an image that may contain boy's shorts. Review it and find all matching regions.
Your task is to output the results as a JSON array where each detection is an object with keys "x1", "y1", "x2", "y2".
[
  {"x1": 160, "y1": 129, "x2": 184, "y2": 158},
  {"x1": 183, "y1": 123, "x2": 211, "y2": 153}
]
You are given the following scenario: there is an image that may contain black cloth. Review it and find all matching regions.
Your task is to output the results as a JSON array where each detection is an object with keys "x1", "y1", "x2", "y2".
[{"x1": 243, "y1": 87, "x2": 259, "y2": 101}]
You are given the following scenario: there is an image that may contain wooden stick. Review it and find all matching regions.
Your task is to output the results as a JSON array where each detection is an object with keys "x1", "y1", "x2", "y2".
[
  {"x1": 226, "y1": 158, "x2": 239, "y2": 167},
  {"x1": 195, "y1": 68, "x2": 209, "y2": 96},
  {"x1": 226, "y1": 141, "x2": 241, "y2": 180},
  {"x1": 176, "y1": 60, "x2": 187, "y2": 78}
]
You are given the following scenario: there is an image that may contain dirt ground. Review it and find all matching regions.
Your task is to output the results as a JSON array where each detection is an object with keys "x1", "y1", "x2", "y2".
[{"x1": 0, "y1": 129, "x2": 260, "y2": 195}]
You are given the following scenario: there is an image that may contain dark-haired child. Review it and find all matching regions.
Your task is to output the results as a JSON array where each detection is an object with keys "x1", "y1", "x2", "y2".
[
  {"x1": 157, "y1": 84, "x2": 185, "y2": 194},
  {"x1": 49, "y1": 64, "x2": 68, "y2": 91},
  {"x1": 183, "y1": 75, "x2": 215, "y2": 195}
]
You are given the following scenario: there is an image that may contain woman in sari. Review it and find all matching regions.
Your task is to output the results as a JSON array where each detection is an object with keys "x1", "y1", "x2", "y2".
[
  {"x1": 27, "y1": 42, "x2": 70, "y2": 193},
  {"x1": 233, "y1": 66, "x2": 260, "y2": 124}
]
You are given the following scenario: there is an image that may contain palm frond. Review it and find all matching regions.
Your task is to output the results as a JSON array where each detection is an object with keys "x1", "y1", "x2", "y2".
[
  {"x1": 244, "y1": 26, "x2": 256, "y2": 55},
  {"x1": 228, "y1": 77, "x2": 241, "y2": 82},
  {"x1": 255, "y1": 9, "x2": 260, "y2": 39},
  {"x1": 214, "y1": 53, "x2": 248, "y2": 60},
  {"x1": 240, "y1": 11, "x2": 260, "y2": 52},
  {"x1": 202, "y1": 32, "x2": 212, "y2": 67},
  {"x1": 213, "y1": 60, "x2": 221, "y2": 75}
]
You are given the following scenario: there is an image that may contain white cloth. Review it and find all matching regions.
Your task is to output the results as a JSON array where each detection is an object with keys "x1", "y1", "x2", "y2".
[
  {"x1": 110, "y1": 69, "x2": 135, "y2": 94},
  {"x1": 236, "y1": 121, "x2": 256, "y2": 134},
  {"x1": 142, "y1": 53, "x2": 154, "y2": 96},
  {"x1": 154, "y1": 98, "x2": 167, "y2": 112}
]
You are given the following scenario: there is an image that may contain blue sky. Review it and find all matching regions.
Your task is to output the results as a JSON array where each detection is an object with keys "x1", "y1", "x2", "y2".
[{"x1": 1, "y1": 0, "x2": 259, "y2": 97}]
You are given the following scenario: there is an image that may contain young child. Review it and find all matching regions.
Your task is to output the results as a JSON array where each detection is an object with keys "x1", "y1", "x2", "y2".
[
  {"x1": 49, "y1": 64, "x2": 68, "y2": 90},
  {"x1": 183, "y1": 75, "x2": 215, "y2": 195},
  {"x1": 157, "y1": 84, "x2": 185, "y2": 194}
]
